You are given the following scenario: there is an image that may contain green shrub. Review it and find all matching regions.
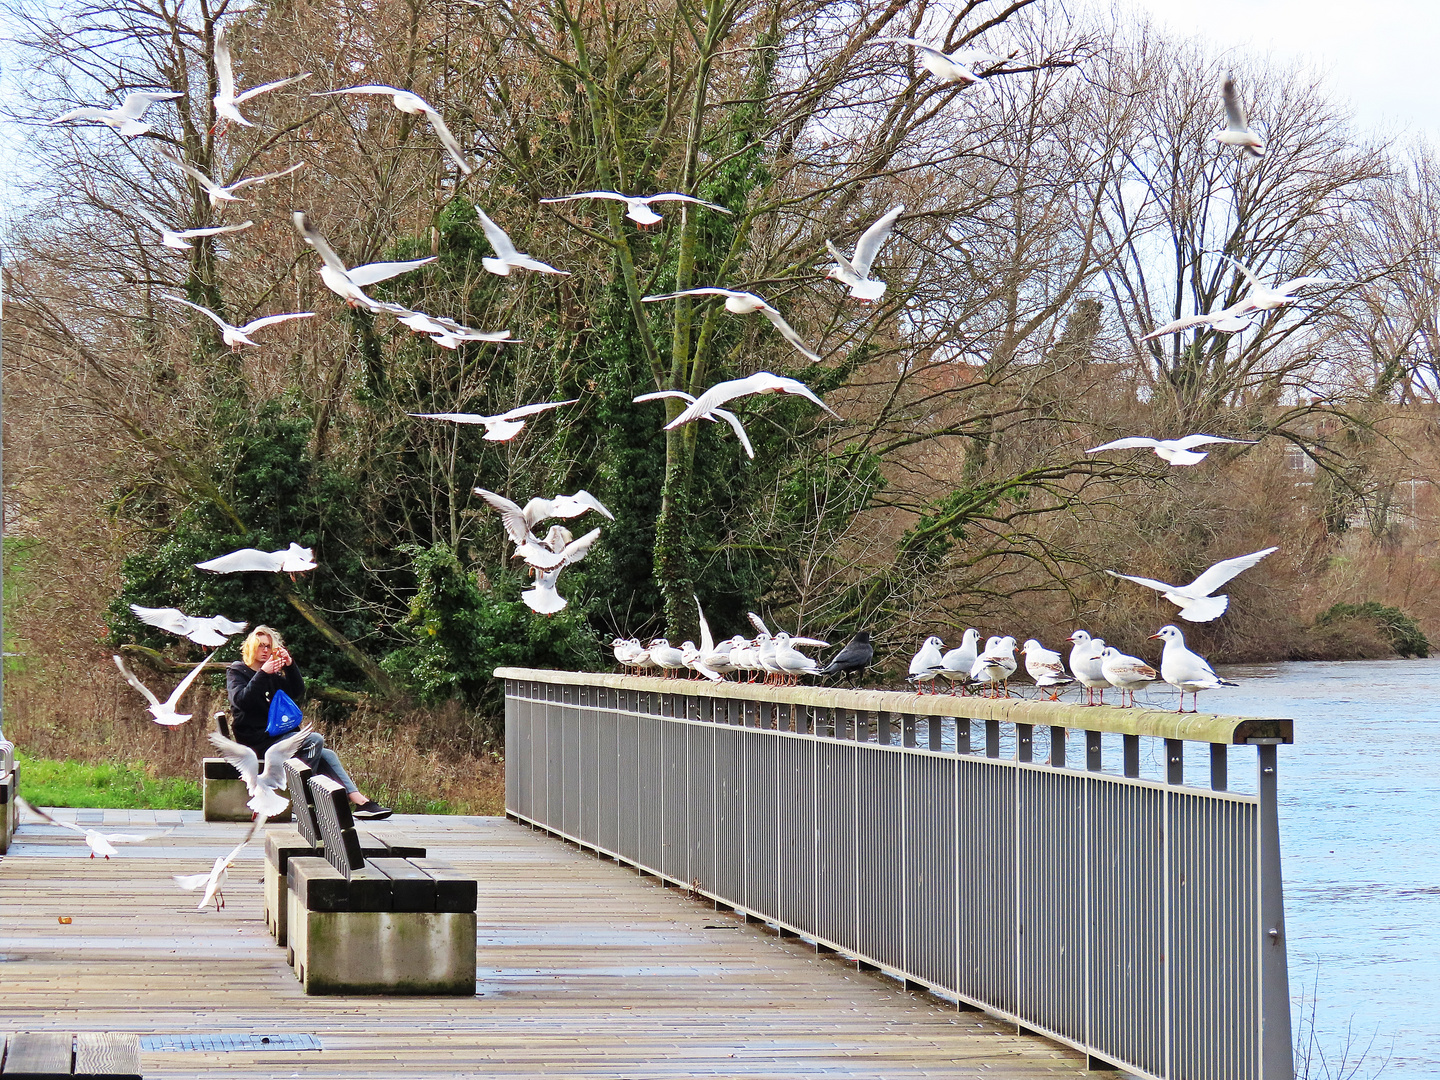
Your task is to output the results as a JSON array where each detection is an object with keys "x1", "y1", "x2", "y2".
[{"x1": 1314, "y1": 602, "x2": 1431, "y2": 658}]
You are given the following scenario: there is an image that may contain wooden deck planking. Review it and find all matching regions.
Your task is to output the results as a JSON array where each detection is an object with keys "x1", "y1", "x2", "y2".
[{"x1": 0, "y1": 810, "x2": 1084, "y2": 1078}]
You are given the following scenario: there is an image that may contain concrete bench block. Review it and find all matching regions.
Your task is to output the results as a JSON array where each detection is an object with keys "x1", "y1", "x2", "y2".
[
  {"x1": 268, "y1": 835, "x2": 428, "y2": 944},
  {"x1": 202, "y1": 759, "x2": 290, "y2": 823}
]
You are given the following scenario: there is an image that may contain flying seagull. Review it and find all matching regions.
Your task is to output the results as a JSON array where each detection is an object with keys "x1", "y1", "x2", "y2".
[
  {"x1": 633, "y1": 391, "x2": 755, "y2": 457},
  {"x1": 873, "y1": 38, "x2": 984, "y2": 85},
  {"x1": 17, "y1": 798, "x2": 171, "y2": 859},
  {"x1": 212, "y1": 24, "x2": 310, "y2": 130},
  {"x1": 475, "y1": 207, "x2": 568, "y2": 276},
  {"x1": 395, "y1": 310, "x2": 514, "y2": 349},
  {"x1": 473, "y1": 488, "x2": 614, "y2": 550},
  {"x1": 664, "y1": 372, "x2": 839, "y2": 429},
  {"x1": 1107, "y1": 546, "x2": 1279, "y2": 622},
  {"x1": 409, "y1": 399, "x2": 576, "y2": 441},
  {"x1": 1218, "y1": 253, "x2": 1349, "y2": 314},
  {"x1": 51, "y1": 91, "x2": 182, "y2": 136},
  {"x1": 1141, "y1": 306, "x2": 1257, "y2": 341},
  {"x1": 292, "y1": 212, "x2": 436, "y2": 306},
  {"x1": 196, "y1": 542, "x2": 317, "y2": 575},
  {"x1": 160, "y1": 150, "x2": 306, "y2": 208},
  {"x1": 1215, "y1": 76, "x2": 1265, "y2": 158},
  {"x1": 541, "y1": 190, "x2": 731, "y2": 229},
  {"x1": 174, "y1": 817, "x2": 265, "y2": 910},
  {"x1": 130, "y1": 205, "x2": 253, "y2": 251},
  {"x1": 112, "y1": 654, "x2": 211, "y2": 726},
  {"x1": 826, "y1": 205, "x2": 903, "y2": 301},
  {"x1": 642, "y1": 288, "x2": 822, "y2": 362},
  {"x1": 130, "y1": 604, "x2": 247, "y2": 648},
  {"x1": 316, "y1": 85, "x2": 472, "y2": 173},
  {"x1": 1086, "y1": 433, "x2": 1257, "y2": 465},
  {"x1": 160, "y1": 295, "x2": 315, "y2": 350},
  {"x1": 208, "y1": 726, "x2": 313, "y2": 817}
]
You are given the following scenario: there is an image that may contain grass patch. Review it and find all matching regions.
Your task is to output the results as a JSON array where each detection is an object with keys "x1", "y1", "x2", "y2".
[{"x1": 17, "y1": 752, "x2": 202, "y2": 810}]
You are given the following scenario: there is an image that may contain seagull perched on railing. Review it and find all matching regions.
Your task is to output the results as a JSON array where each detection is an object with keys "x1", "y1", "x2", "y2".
[
  {"x1": 1100, "y1": 647, "x2": 1157, "y2": 708},
  {"x1": 1067, "y1": 630, "x2": 1108, "y2": 705},
  {"x1": 939, "y1": 629, "x2": 980, "y2": 694},
  {"x1": 1151, "y1": 624, "x2": 1237, "y2": 713},
  {"x1": 970, "y1": 636, "x2": 1018, "y2": 697},
  {"x1": 909, "y1": 636, "x2": 945, "y2": 694},
  {"x1": 1021, "y1": 639, "x2": 1072, "y2": 699}
]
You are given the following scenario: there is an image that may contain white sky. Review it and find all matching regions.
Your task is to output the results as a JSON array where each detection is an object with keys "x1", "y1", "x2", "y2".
[{"x1": 1114, "y1": 0, "x2": 1440, "y2": 144}]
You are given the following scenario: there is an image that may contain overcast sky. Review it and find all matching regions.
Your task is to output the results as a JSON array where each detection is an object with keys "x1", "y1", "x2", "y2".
[{"x1": 1115, "y1": 0, "x2": 1440, "y2": 144}]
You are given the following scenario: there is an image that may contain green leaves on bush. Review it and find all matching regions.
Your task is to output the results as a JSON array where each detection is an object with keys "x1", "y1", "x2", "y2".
[{"x1": 1314, "y1": 601, "x2": 1431, "y2": 658}]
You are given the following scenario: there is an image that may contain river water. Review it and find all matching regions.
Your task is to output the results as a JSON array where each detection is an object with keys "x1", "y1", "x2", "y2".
[{"x1": 1203, "y1": 658, "x2": 1440, "y2": 1080}]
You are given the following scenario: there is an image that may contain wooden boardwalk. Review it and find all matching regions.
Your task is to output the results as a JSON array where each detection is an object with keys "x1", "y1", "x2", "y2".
[{"x1": 0, "y1": 810, "x2": 1085, "y2": 1079}]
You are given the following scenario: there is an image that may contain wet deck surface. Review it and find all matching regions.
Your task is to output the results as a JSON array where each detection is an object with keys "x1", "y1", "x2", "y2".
[{"x1": 0, "y1": 810, "x2": 1084, "y2": 1078}]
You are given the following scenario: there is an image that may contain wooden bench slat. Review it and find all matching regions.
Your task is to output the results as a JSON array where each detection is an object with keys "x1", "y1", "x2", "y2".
[
  {"x1": 73, "y1": 1033, "x2": 141, "y2": 1080},
  {"x1": 201, "y1": 758, "x2": 241, "y2": 781},
  {"x1": 287, "y1": 856, "x2": 349, "y2": 912},
  {"x1": 362, "y1": 828, "x2": 426, "y2": 859},
  {"x1": 408, "y1": 859, "x2": 478, "y2": 913},
  {"x1": 369, "y1": 858, "x2": 437, "y2": 913},
  {"x1": 343, "y1": 866, "x2": 392, "y2": 912},
  {"x1": 309, "y1": 776, "x2": 363, "y2": 876},
  {"x1": 3, "y1": 1032, "x2": 72, "y2": 1078},
  {"x1": 283, "y1": 758, "x2": 321, "y2": 845}
]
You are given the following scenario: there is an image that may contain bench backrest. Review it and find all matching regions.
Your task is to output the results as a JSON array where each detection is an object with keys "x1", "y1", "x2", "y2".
[
  {"x1": 284, "y1": 757, "x2": 322, "y2": 844},
  {"x1": 309, "y1": 774, "x2": 364, "y2": 877}
]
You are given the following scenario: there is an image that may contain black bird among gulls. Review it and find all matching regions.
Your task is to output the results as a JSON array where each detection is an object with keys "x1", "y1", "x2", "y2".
[{"x1": 819, "y1": 631, "x2": 873, "y2": 685}]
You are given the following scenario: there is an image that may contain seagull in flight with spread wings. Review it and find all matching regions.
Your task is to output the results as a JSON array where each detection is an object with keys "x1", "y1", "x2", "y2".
[
  {"x1": 208, "y1": 725, "x2": 313, "y2": 817},
  {"x1": 1219, "y1": 253, "x2": 1349, "y2": 314},
  {"x1": 130, "y1": 205, "x2": 253, "y2": 251},
  {"x1": 1107, "y1": 546, "x2": 1278, "y2": 623},
  {"x1": 18, "y1": 798, "x2": 172, "y2": 859},
  {"x1": 112, "y1": 654, "x2": 211, "y2": 726},
  {"x1": 292, "y1": 212, "x2": 436, "y2": 306},
  {"x1": 316, "y1": 85, "x2": 472, "y2": 173},
  {"x1": 541, "y1": 190, "x2": 731, "y2": 229},
  {"x1": 664, "y1": 372, "x2": 840, "y2": 430},
  {"x1": 1142, "y1": 305, "x2": 1257, "y2": 341},
  {"x1": 642, "y1": 288, "x2": 822, "y2": 362},
  {"x1": 633, "y1": 390, "x2": 754, "y2": 458},
  {"x1": 1215, "y1": 75, "x2": 1265, "y2": 158},
  {"x1": 1086, "y1": 433, "x2": 1257, "y2": 465},
  {"x1": 826, "y1": 205, "x2": 903, "y2": 301},
  {"x1": 51, "y1": 91, "x2": 182, "y2": 136},
  {"x1": 173, "y1": 817, "x2": 264, "y2": 910},
  {"x1": 475, "y1": 207, "x2": 568, "y2": 276},
  {"x1": 160, "y1": 150, "x2": 305, "y2": 208},
  {"x1": 212, "y1": 24, "x2": 310, "y2": 131},
  {"x1": 409, "y1": 399, "x2": 577, "y2": 441},
  {"x1": 130, "y1": 604, "x2": 247, "y2": 648},
  {"x1": 195, "y1": 542, "x2": 317, "y2": 575},
  {"x1": 160, "y1": 295, "x2": 315, "y2": 351}
]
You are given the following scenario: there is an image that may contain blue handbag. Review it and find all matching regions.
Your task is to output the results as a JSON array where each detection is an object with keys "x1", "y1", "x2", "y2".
[{"x1": 266, "y1": 688, "x2": 304, "y2": 737}]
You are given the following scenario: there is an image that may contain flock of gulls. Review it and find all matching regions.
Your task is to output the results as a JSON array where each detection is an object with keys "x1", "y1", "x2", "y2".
[{"x1": 33, "y1": 27, "x2": 1309, "y2": 882}]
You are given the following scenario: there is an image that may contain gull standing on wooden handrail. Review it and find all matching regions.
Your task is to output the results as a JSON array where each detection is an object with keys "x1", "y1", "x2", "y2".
[
  {"x1": 1066, "y1": 630, "x2": 1108, "y2": 705},
  {"x1": 939, "y1": 628, "x2": 980, "y2": 694},
  {"x1": 970, "y1": 635, "x2": 1018, "y2": 698},
  {"x1": 1151, "y1": 625, "x2": 1238, "y2": 713},
  {"x1": 908, "y1": 635, "x2": 945, "y2": 694},
  {"x1": 1021, "y1": 638, "x2": 1072, "y2": 699},
  {"x1": 1100, "y1": 646, "x2": 1157, "y2": 708}
]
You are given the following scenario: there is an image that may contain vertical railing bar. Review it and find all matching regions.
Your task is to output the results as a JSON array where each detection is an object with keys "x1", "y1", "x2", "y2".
[
  {"x1": 1017, "y1": 724, "x2": 1032, "y2": 763},
  {"x1": 1123, "y1": 734, "x2": 1140, "y2": 778},
  {"x1": 985, "y1": 719, "x2": 1000, "y2": 759},
  {"x1": 1086, "y1": 730, "x2": 1102, "y2": 773},
  {"x1": 1210, "y1": 743, "x2": 1228, "y2": 791},
  {"x1": 1050, "y1": 726, "x2": 1066, "y2": 769},
  {"x1": 1166, "y1": 740, "x2": 1184, "y2": 787}
]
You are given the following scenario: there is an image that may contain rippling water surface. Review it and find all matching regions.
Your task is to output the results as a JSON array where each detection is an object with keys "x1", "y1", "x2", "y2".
[{"x1": 1208, "y1": 658, "x2": 1440, "y2": 1079}]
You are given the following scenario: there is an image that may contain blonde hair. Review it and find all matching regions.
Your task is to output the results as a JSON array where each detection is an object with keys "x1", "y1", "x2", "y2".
[{"x1": 242, "y1": 625, "x2": 287, "y2": 667}]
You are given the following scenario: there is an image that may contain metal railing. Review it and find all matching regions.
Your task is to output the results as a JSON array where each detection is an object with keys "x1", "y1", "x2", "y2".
[{"x1": 496, "y1": 668, "x2": 1294, "y2": 1080}]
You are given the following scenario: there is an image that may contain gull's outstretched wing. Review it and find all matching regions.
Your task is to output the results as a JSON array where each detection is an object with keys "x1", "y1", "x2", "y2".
[
  {"x1": 645, "y1": 193, "x2": 733, "y2": 214},
  {"x1": 213, "y1": 25, "x2": 238, "y2": 101},
  {"x1": 496, "y1": 399, "x2": 578, "y2": 423},
  {"x1": 234, "y1": 72, "x2": 312, "y2": 104},
  {"x1": 113, "y1": 654, "x2": 162, "y2": 709},
  {"x1": 1105, "y1": 570, "x2": 1178, "y2": 594},
  {"x1": 747, "y1": 612, "x2": 770, "y2": 635},
  {"x1": 1140, "y1": 313, "x2": 1230, "y2": 341},
  {"x1": 344, "y1": 257, "x2": 436, "y2": 287},
  {"x1": 475, "y1": 207, "x2": 520, "y2": 261},
  {"x1": 549, "y1": 489, "x2": 614, "y2": 521},
  {"x1": 1221, "y1": 77, "x2": 1248, "y2": 130},
  {"x1": 16, "y1": 797, "x2": 86, "y2": 834},
  {"x1": 756, "y1": 305, "x2": 822, "y2": 362},
  {"x1": 208, "y1": 730, "x2": 263, "y2": 789},
  {"x1": 633, "y1": 390, "x2": 697, "y2": 404},
  {"x1": 161, "y1": 295, "x2": 232, "y2": 332},
  {"x1": 118, "y1": 91, "x2": 183, "y2": 120},
  {"x1": 1171, "y1": 434, "x2": 1257, "y2": 450},
  {"x1": 1183, "y1": 546, "x2": 1278, "y2": 597},
  {"x1": 541, "y1": 190, "x2": 629, "y2": 205},
  {"x1": 173, "y1": 221, "x2": 255, "y2": 240},
  {"x1": 229, "y1": 161, "x2": 307, "y2": 192},
  {"x1": 259, "y1": 725, "x2": 314, "y2": 788},
  {"x1": 130, "y1": 604, "x2": 193, "y2": 637},
  {"x1": 850, "y1": 205, "x2": 904, "y2": 276},
  {"x1": 161, "y1": 660, "x2": 212, "y2": 712},
  {"x1": 641, "y1": 288, "x2": 740, "y2": 302},
  {"x1": 292, "y1": 213, "x2": 351, "y2": 275},
  {"x1": 710, "y1": 408, "x2": 755, "y2": 458},
  {"x1": 239, "y1": 312, "x2": 317, "y2": 334},
  {"x1": 1086, "y1": 437, "x2": 1163, "y2": 453},
  {"x1": 418, "y1": 104, "x2": 473, "y2": 174},
  {"x1": 695, "y1": 596, "x2": 714, "y2": 656},
  {"x1": 473, "y1": 487, "x2": 533, "y2": 546}
]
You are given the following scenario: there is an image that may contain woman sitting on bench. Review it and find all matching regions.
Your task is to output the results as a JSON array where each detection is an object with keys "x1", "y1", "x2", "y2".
[{"x1": 227, "y1": 626, "x2": 393, "y2": 821}]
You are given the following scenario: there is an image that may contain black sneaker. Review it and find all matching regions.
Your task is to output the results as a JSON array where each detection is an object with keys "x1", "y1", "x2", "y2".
[{"x1": 352, "y1": 800, "x2": 394, "y2": 820}]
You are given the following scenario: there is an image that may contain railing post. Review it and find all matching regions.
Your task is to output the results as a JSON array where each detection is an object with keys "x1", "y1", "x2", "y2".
[
  {"x1": 902, "y1": 714, "x2": 918, "y2": 748},
  {"x1": 1166, "y1": 739, "x2": 1184, "y2": 785},
  {"x1": 957, "y1": 718, "x2": 971, "y2": 754},
  {"x1": 1256, "y1": 742, "x2": 1293, "y2": 1079},
  {"x1": 797, "y1": 704, "x2": 812, "y2": 736},
  {"x1": 1016, "y1": 724, "x2": 1033, "y2": 763},
  {"x1": 1123, "y1": 734, "x2": 1140, "y2": 777},
  {"x1": 985, "y1": 719, "x2": 1000, "y2": 758},
  {"x1": 1049, "y1": 727, "x2": 1065, "y2": 768},
  {"x1": 928, "y1": 716, "x2": 942, "y2": 751},
  {"x1": 877, "y1": 711, "x2": 892, "y2": 746},
  {"x1": 1210, "y1": 743, "x2": 1228, "y2": 791},
  {"x1": 1085, "y1": 730, "x2": 1102, "y2": 772}
]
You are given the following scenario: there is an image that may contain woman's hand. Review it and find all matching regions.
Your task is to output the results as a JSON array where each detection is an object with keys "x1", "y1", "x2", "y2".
[{"x1": 262, "y1": 652, "x2": 286, "y2": 674}]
